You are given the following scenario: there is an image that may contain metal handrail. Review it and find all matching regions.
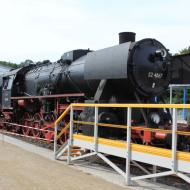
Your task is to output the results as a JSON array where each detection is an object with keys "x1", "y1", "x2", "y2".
[
  {"x1": 54, "y1": 105, "x2": 71, "y2": 125},
  {"x1": 54, "y1": 105, "x2": 71, "y2": 157},
  {"x1": 54, "y1": 103, "x2": 190, "y2": 137},
  {"x1": 72, "y1": 103, "x2": 190, "y2": 109},
  {"x1": 56, "y1": 123, "x2": 70, "y2": 140},
  {"x1": 73, "y1": 120, "x2": 190, "y2": 136},
  {"x1": 56, "y1": 103, "x2": 190, "y2": 123}
]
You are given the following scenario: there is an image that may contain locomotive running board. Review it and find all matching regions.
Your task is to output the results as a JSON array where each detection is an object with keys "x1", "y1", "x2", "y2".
[{"x1": 11, "y1": 93, "x2": 85, "y2": 100}]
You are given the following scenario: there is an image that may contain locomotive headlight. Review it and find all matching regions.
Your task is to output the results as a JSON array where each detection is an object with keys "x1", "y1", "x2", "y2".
[
  {"x1": 149, "y1": 48, "x2": 168, "y2": 63},
  {"x1": 154, "y1": 48, "x2": 168, "y2": 71},
  {"x1": 155, "y1": 48, "x2": 167, "y2": 58}
]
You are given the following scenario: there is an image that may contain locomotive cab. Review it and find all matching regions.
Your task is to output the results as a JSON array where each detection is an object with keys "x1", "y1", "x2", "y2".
[{"x1": 2, "y1": 74, "x2": 14, "y2": 108}]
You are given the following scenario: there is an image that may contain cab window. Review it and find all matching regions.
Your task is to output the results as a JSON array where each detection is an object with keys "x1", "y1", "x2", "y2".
[{"x1": 3, "y1": 75, "x2": 14, "y2": 90}]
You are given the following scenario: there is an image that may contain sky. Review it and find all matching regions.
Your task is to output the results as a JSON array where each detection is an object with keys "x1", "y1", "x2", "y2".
[{"x1": 0, "y1": 0, "x2": 189, "y2": 63}]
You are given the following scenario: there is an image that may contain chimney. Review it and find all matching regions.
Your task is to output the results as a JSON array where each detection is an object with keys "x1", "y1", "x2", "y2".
[{"x1": 119, "y1": 32, "x2": 136, "y2": 44}]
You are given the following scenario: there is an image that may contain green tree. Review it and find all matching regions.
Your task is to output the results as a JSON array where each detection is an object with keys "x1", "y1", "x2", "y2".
[
  {"x1": 0, "y1": 61, "x2": 18, "y2": 69},
  {"x1": 172, "y1": 46, "x2": 190, "y2": 104},
  {"x1": 179, "y1": 46, "x2": 190, "y2": 55},
  {"x1": 0, "y1": 59, "x2": 34, "y2": 70},
  {"x1": 20, "y1": 59, "x2": 33, "y2": 67}
]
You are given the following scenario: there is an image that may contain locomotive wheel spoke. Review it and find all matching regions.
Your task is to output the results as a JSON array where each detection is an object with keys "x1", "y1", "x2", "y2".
[
  {"x1": 0, "y1": 116, "x2": 5, "y2": 130},
  {"x1": 32, "y1": 113, "x2": 42, "y2": 138},
  {"x1": 42, "y1": 113, "x2": 55, "y2": 139},
  {"x1": 22, "y1": 112, "x2": 32, "y2": 136},
  {"x1": 15, "y1": 124, "x2": 21, "y2": 133}
]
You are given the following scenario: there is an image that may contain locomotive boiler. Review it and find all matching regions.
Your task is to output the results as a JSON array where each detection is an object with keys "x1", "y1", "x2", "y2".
[
  {"x1": 0, "y1": 32, "x2": 175, "y2": 146},
  {"x1": 23, "y1": 32, "x2": 171, "y2": 98}
]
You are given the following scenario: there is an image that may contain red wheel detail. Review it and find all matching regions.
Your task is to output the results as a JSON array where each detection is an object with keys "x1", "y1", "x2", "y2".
[
  {"x1": 0, "y1": 116, "x2": 5, "y2": 129},
  {"x1": 42, "y1": 113, "x2": 55, "y2": 138},
  {"x1": 45, "y1": 131, "x2": 54, "y2": 142},
  {"x1": 14, "y1": 123, "x2": 21, "y2": 133},
  {"x1": 32, "y1": 113, "x2": 42, "y2": 138},
  {"x1": 22, "y1": 112, "x2": 32, "y2": 136}
]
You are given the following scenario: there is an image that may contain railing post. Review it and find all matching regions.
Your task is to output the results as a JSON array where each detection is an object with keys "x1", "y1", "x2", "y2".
[
  {"x1": 152, "y1": 165, "x2": 157, "y2": 182},
  {"x1": 170, "y1": 86, "x2": 173, "y2": 113},
  {"x1": 126, "y1": 107, "x2": 132, "y2": 185},
  {"x1": 94, "y1": 106, "x2": 98, "y2": 153},
  {"x1": 172, "y1": 108, "x2": 177, "y2": 173},
  {"x1": 170, "y1": 86, "x2": 173, "y2": 104},
  {"x1": 183, "y1": 87, "x2": 187, "y2": 120},
  {"x1": 54, "y1": 124, "x2": 58, "y2": 159},
  {"x1": 67, "y1": 105, "x2": 73, "y2": 164}
]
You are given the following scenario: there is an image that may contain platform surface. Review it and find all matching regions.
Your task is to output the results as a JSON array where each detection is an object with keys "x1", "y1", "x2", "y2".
[
  {"x1": 0, "y1": 134, "x2": 182, "y2": 190},
  {"x1": 0, "y1": 140, "x2": 128, "y2": 190},
  {"x1": 73, "y1": 134, "x2": 190, "y2": 174}
]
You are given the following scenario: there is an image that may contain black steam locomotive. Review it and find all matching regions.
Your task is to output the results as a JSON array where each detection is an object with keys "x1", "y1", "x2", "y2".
[{"x1": 0, "y1": 32, "x2": 185, "y2": 146}]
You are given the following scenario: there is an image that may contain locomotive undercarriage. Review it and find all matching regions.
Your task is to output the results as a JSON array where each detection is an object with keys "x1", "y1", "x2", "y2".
[
  {"x1": 0, "y1": 71, "x2": 190, "y2": 150},
  {"x1": 0, "y1": 93, "x2": 85, "y2": 144}
]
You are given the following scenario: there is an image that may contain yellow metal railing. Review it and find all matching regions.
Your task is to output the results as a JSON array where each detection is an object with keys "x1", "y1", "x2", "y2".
[
  {"x1": 72, "y1": 103, "x2": 190, "y2": 109},
  {"x1": 54, "y1": 103, "x2": 190, "y2": 184},
  {"x1": 54, "y1": 105, "x2": 71, "y2": 125},
  {"x1": 56, "y1": 123, "x2": 70, "y2": 140},
  {"x1": 73, "y1": 120, "x2": 190, "y2": 136},
  {"x1": 54, "y1": 103, "x2": 190, "y2": 125},
  {"x1": 54, "y1": 103, "x2": 190, "y2": 139},
  {"x1": 53, "y1": 105, "x2": 71, "y2": 143}
]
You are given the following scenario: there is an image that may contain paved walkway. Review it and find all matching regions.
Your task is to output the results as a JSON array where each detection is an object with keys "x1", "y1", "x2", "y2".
[{"x1": 0, "y1": 141, "x2": 129, "y2": 190}]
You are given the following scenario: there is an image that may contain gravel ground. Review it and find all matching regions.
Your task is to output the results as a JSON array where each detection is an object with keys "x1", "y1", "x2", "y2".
[{"x1": 0, "y1": 141, "x2": 130, "y2": 190}]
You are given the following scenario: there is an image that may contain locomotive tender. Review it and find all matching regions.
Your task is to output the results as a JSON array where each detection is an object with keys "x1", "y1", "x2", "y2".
[{"x1": 0, "y1": 32, "x2": 188, "y2": 147}]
